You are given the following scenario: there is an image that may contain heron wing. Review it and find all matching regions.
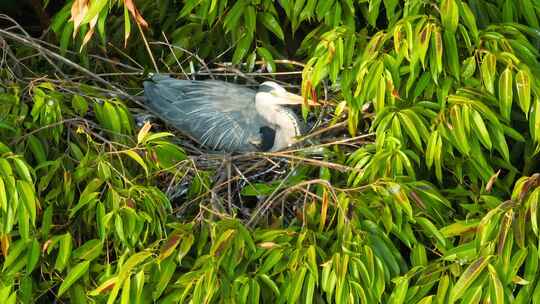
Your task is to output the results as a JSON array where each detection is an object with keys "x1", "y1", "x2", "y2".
[{"x1": 143, "y1": 75, "x2": 267, "y2": 152}]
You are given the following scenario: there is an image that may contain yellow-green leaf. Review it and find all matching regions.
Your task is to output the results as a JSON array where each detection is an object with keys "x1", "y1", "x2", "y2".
[
  {"x1": 123, "y1": 150, "x2": 148, "y2": 176},
  {"x1": 17, "y1": 180, "x2": 37, "y2": 226},
  {"x1": 120, "y1": 274, "x2": 131, "y2": 304},
  {"x1": 388, "y1": 276, "x2": 409, "y2": 304},
  {"x1": 289, "y1": 266, "x2": 307, "y2": 304},
  {"x1": 516, "y1": 69, "x2": 531, "y2": 117},
  {"x1": 58, "y1": 261, "x2": 90, "y2": 297},
  {"x1": 443, "y1": 30, "x2": 460, "y2": 80},
  {"x1": 532, "y1": 98, "x2": 540, "y2": 143},
  {"x1": 399, "y1": 112, "x2": 423, "y2": 151},
  {"x1": 12, "y1": 157, "x2": 33, "y2": 183},
  {"x1": 416, "y1": 217, "x2": 447, "y2": 248},
  {"x1": 450, "y1": 256, "x2": 492, "y2": 302},
  {"x1": 26, "y1": 238, "x2": 40, "y2": 274},
  {"x1": 488, "y1": 264, "x2": 504, "y2": 304},
  {"x1": 0, "y1": 177, "x2": 6, "y2": 212},
  {"x1": 499, "y1": 67, "x2": 513, "y2": 121},
  {"x1": 441, "y1": 0, "x2": 459, "y2": 33},
  {"x1": 55, "y1": 233, "x2": 72, "y2": 272},
  {"x1": 481, "y1": 53, "x2": 496, "y2": 94},
  {"x1": 471, "y1": 110, "x2": 492, "y2": 150}
]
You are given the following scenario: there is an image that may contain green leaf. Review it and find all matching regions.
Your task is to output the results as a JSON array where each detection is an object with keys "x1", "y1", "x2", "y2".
[
  {"x1": 20, "y1": 275, "x2": 32, "y2": 304},
  {"x1": 72, "y1": 95, "x2": 89, "y2": 116},
  {"x1": 398, "y1": 112, "x2": 423, "y2": 151},
  {"x1": 72, "y1": 239, "x2": 103, "y2": 261},
  {"x1": 499, "y1": 67, "x2": 513, "y2": 121},
  {"x1": 121, "y1": 278, "x2": 131, "y2": 304},
  {"x1": 12, "y1": 157, "x2": 33, "y2": 183},
  {"x1": 232, "y1": 33, "x2": 253, "y2": 64},
  {"x1": 153, "y1": 257, "x2": 176, "y2": 300},
  {"x1": 433, "y1": 28, "x2": 443, "y2": 75},
  {"x1": 450, "y1": 106, "x2": 470, "y2": 155},
  {"x1": 481, "y1": 53, "x2": 496, "y2": 94},
  {"x1": 51, "y1": 3, "x2": 71, "y2": 34},
  {"x1": 82, "y1": 0, "x2": 108, "y2": 24},
  {"x1": 55, "y1": 233, "x2": 72, "y2": 272},
  {"x1": 461, "y1": 56, "x2": 476, "y2": 79},
  {"x1": 244, "y1": 6, "x2": 256, "y2": 35},
  {"x1": 3, "y1": 240, "x2": 27, "y2": 271},
  {"x1": 443, "y1": 30, "x2": 460, "y2": 80},
  {"x1": 123, "y1": 5, "x2": 131, "y2": 46},
  {"x1": 123, "y1": 150, "x2": 149, "y2": 176},
  {"x1": 26, "y1": 238, "x2": 40, "y2": 273},
  {"x1": 288, "y1": 266, "x2": 307, "y2": 303},
  {"x1": 241, "y1": 182, "x2": 277, "y2": 196},
  {"x1": 532, "y1": 98, "x2": 540, "y2": 143},
  {"x1": 119, "y1": 251, "x2": 152, "y2": 279},
  {"x1": 304, "y1": 272, "x2": 315, "y2": 304},
  {"x1": 256, "y1": 47, "x2": 276, "y2": 73},
  {"x1": 210, "y1": 229, "x2": 235, "y2": 256},
  {"x1": 459, "y1": 2, "x2": 478, "y2": 41},
  {"x1": 258, "y1": 250, "x2": 283, "y2": 274},
  {"x1": 515, "y1": 69, "x2": 531, "y2": 116},
  {"x1": 426, "y1": 131, "x2": 439, "y2": 168},
  {"x1": 435, "y1": 274, "x2": 450, "y2": 301},
  {"x1": 450, "y1": 256, "x2": 492, "y2": 302},
  {"x1": 260, "y1": 12, "x2": 285, "y2": 40},
  {"x1": 0, "y1": 177, "x2": 7, "y2": 212},
  {"x1": 103, "y1": 102, "x2": 122, "y2": 133},
  {"x1": 416, "y1": 217, "x2": 447, "y2": 248},
  {"x1": 441, "y1": 0, "x2": 459, "y2": 33},
  {"x1": 471, "y1": 110, "x2": 492, "y2": 150},
  {"x1": 521, "y1": 0, "x2": 539, "y2": 28},
  {"x1": 17, "y1": 180, "x2": 37, "y2": 225},
  {"x1": 257, "y1": 274, "x2": 280, "y2": 296},
  {"x1": 223, "y1": 1, "x2": 244, "y2": 32},
  {"x1": 416, "y1": 23, "x2": 432, "y2": 68},
  {"x1": 58, "y1": 260, "x2": 90, "y2": 297},
  {"x1": 27, "y1": 135, "x2": 46, "y2": 164},
  {"x1": 488, "y1": 264, "x2": 504, "y2": 304},
  {"x1": 388, "y1": 276, "x2": 409, "y2": 304}
]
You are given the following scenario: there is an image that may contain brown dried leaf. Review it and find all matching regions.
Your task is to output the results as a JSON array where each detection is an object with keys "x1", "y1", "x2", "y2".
[
  {"x1": 124, "y1": 0, "x2": 148, "y2": 28},
  {"x1": 159, "y1": 234, "x2": 181, "y2": 260},
  {"x1": 520, "y1": 174, "x2": 540, "y2": 202},
  {"x1": 137, "y1": 121, "x2": 152, "y2": 144},
  {"x1": 89, "y1": 277, "x2": 117, "y2": 295},
  {"x1": 485, "y1": 169, "x2": 501, "y2": 193},
  {"x1": 70, "y1": 0, "x2": 89, "y2": 37},
  {"x1": 258, "y1": 242, "x2": 278, "y2": 249},
  {"x1": 80, "y1": 14, "x2": 98, "y2": 50},
  {"x1": 42, "y1": 239, "x2": 52, "y2": 252},
  {"x1": 1, "y1": 234, "x2": 9, "y2": 257},
  {"x1": 410, "y1": 191, "x2": 426, "y2": 209}
]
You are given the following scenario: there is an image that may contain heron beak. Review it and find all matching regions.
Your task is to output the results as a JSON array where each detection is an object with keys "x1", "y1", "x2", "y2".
[{"x1": 278, "y1": 92, "x2": 320, "y2": 106}]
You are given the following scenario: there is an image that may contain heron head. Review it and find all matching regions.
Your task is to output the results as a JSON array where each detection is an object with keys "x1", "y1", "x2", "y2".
[{"x1": 256, "y1": 81, "x2": 319, "y2": 106}]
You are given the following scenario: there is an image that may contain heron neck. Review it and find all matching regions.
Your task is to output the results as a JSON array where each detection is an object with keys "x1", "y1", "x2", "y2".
[{"x1": 256, "y1": 102, "x2": 301, "y2": 151}]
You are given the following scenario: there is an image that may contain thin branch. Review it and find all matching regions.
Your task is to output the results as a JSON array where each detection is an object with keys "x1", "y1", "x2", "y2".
[
  {"x1": 137, "y1": 21, "x2": 159, "y2": 73},
  {"x1": 0, "y1": 29, "x2": 145, "y2": 108}
]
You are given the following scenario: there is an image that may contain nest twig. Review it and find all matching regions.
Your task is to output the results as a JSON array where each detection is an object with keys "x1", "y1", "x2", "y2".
[{"x1": 0, "y1": 19, "x2": 375, "y2": 226}]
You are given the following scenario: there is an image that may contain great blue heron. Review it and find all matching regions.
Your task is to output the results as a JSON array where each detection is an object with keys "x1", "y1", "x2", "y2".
[{"x1": 143, "y1": 74, "x2": 317, "y2": 152}]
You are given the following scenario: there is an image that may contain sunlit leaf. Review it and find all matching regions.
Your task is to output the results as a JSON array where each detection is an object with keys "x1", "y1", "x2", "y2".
[{"x1": 58, "y1": 261, "x2": 90, "y2": 296}]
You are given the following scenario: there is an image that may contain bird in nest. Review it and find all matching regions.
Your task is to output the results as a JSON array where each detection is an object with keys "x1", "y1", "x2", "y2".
[{"x1": 143, "y1": 74, "x2": 319, "y2": 152}]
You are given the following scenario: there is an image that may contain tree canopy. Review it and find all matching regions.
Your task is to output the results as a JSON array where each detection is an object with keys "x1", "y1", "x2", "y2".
[{"x1": 0, "y1": 0, "x2": 540, "y2": 303}]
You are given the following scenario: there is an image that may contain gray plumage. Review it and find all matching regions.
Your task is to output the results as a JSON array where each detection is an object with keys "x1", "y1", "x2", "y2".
[{"x1": 143, "y1": 74, "x2": 304, "y2": 152}]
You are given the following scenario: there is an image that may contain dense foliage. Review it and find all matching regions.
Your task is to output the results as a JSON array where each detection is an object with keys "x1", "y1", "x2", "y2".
[{"x1": 1, "y1": 0, "x2": 540, "y2": 303}]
